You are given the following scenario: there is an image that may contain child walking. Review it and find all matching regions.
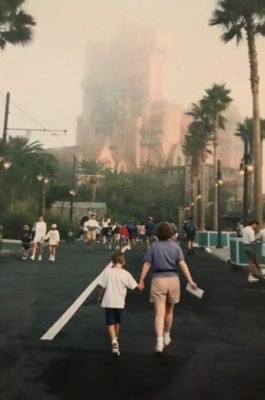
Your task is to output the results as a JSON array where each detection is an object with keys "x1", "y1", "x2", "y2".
[
  {"x1": 45, "y1": 224, "x2": 60, "y2": 261},
  {"x1": 97, "y1": 252, "x2": 141, "y2": 356}
]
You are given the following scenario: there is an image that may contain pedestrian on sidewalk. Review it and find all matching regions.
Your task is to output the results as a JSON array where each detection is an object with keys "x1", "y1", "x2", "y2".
[
  {"x1": 184, "y1": 217, "x2": 197, "y2": 255},
  {"x1": 20, "y1": 224, "x2": 32, "y2": 260},
  {"x1": 83, "y1": 213, "x2": 101, "y2": 251},
  {"x1": 139, "y1": 222, "x2": 198, "y2": 354},
  {"x1": 242, "y1": 220, "x2": 262, "y2": 283},
  {"x1": 30, "y1": 216, "x2": 47, "y2": 261},
  {"x1": 97, "y1": 252, "x2": 141, "y2": 356},
  {"x1": 45, "y1": 224, "x2": 60, "y2": 261}
]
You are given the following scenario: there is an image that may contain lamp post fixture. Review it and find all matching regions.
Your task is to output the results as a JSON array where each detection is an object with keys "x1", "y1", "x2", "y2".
[
  {"x1": 216, "y1": 159, "x2": 223, "y2": 249},
  {"x1": 69, "y1": 190, "x2": 77, "y2": 225},
  {"x1": 239, "y1": 139, "x2": 253, "y2": 226},
  {"x1": 36, "y1": 175, "x2": 49, "y2": 216}
]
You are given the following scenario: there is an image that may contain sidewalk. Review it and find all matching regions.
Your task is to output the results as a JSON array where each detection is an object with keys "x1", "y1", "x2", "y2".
[
  {"x1": 205, "y1": 246, "x2": 230, "y2": 262},
  {"x1": 0, "y1": 240, "x2": 21, "y2": 259}
]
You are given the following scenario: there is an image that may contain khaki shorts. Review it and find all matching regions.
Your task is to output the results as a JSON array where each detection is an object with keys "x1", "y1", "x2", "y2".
[
  {"x1": 150, "y1": 276, "x2": 180, "y2": 304},
  {"x1": 87, "y1": 229, "x2": 97, "y2": 241}
]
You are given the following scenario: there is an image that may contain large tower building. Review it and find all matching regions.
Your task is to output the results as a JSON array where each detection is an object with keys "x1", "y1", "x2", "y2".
[{"x1": 76, "y1": 25, "x2": 186, "y2": 171}]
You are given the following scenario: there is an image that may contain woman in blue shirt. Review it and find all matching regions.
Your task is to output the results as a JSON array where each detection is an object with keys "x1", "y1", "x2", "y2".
[{"x1": 139, "y1": 222, "x2": 198, "y2": 354}]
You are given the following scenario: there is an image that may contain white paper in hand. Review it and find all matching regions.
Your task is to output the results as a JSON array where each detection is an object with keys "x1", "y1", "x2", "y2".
[{"x1": 186, "y1": 283, "x2": 204, "y2": 299}]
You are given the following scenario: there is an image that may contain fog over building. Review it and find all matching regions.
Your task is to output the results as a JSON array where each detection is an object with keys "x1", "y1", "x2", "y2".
[{"x1": 76, "y1": 24, "x2": 242, "y2": 172}]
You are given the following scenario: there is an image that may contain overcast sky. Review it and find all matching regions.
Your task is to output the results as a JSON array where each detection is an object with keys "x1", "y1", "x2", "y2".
[{"x1": 0, "y1": 0, "x2": 265, "y2": 150}]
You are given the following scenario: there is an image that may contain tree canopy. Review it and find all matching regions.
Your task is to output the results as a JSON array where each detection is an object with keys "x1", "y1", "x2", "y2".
[{"x1": 0, "y1": 0, "x2": 35, "y2": 49}]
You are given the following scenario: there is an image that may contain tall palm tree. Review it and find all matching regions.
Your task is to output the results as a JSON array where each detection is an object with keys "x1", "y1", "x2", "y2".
[
  {"x1": 0, "y1": 0, "x2": 36, "y2": 49},
  {"x1": 183, "y1": 118, "x2": 211, "y2": 227},
  {"x1": 210, "y1": 0, "x2": 265, "y2": 223},
  {"x1": 78, "y1": 159, "x2": 111, "y2": 202},
  {"x1": 235, "y1": 118, "x2": 265, "y2": 220},
  {"x1": 201, "y1": 83, "x2": 232, "y2": 230}
]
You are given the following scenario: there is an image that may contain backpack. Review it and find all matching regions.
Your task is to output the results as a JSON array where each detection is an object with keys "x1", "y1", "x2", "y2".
[{"x1": 185, "y1": 222, "x2": 196, "y2": 234}]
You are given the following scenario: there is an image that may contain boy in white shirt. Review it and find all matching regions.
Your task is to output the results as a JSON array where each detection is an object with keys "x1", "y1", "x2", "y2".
[{"x1": 97, "y1": 252, "x2": 141, "y2": 356}]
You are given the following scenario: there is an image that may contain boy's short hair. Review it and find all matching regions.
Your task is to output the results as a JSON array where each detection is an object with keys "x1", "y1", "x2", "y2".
[{"x1": 112, "y1": 252, "x2": 125, "y2": 264}]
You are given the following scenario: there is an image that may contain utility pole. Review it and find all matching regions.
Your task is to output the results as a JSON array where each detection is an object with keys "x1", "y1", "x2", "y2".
[
  {"x1": 69, "y1": 155, "x2": 77, "y2": 225},
  {"x1": 0, "y1": 92, "x2": 11, "y2": 192}
]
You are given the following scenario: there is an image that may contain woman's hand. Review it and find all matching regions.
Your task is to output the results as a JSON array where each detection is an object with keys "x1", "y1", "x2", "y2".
[{"x1": 189, "y1": 281, "x2": 198, "y2": 290}]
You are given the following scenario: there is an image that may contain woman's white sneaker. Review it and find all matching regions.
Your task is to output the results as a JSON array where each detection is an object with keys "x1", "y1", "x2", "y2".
[
  {"x1": 155, "y1": 338, "x2": 164, "y2": 354},
  {"x1": 163, "y1": 333, "x2": 171, "y2": 346},
  {"x1": 248, "y1": 274, "x2": 259, "y2": 283}
]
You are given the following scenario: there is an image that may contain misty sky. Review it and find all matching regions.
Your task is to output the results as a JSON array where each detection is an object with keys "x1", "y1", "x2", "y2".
[{"x1": 0, "y1": 0, "x2": 265, "y2": 151}]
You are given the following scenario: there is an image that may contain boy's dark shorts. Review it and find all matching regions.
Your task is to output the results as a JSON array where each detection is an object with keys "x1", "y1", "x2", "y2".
[{"x1": 105, "y1": 308, "x2": 123, "y2": 326}]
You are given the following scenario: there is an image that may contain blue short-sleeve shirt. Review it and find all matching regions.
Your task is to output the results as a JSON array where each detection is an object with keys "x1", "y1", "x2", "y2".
[{"x1": 144, "y1": 240, "x2": 184, "y2": 277}]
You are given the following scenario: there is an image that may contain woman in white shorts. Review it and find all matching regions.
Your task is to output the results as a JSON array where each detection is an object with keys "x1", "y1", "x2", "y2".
[
  {"x1": 139, "y1": 222, "x2": 198, "y2": 354},
  {"x1": 30, "y1": 216, "x2": 47, "y2": 261}
]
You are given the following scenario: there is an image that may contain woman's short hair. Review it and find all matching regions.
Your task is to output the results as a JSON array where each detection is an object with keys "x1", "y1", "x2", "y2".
[{"x1": 156, "y1": 222, "x2": 173, "y2": 240}]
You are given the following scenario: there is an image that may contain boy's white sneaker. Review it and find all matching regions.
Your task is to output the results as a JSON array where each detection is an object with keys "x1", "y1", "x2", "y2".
[
  {"x1": 49, "y1": 255, "x2": 53, "y2": 261},
  {"x1": 111, "y1": 340, "x2": 120, "y2": 356},
  {"x1": 30, "y1": 255, "x2": 35, "y2": 261},
  {"x1": 38, "y1": 255, "x2": 42, "y2": 261}
]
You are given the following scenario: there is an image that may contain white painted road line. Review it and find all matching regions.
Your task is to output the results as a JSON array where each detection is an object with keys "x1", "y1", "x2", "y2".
[{"x1": 40, "y1": 245, "x2": 129, "y2": 341}]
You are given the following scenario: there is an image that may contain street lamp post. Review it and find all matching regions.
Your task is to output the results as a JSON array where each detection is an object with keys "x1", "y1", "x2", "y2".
[
  {"x1": 239, "y1": 139, "x2": 253, "y2": 226},
  {"x1": 196, "y1": 180, "x2": 202, "y2": 227},
  {"x1": 36, "y1": 175, "x2": 49, "y2": 216},
  {"x1": 216, "y1": 159, "x2": 223, "y2": 249},
  {"x1": 69, "y1": 190, "x2": 76, "y2": 225}
]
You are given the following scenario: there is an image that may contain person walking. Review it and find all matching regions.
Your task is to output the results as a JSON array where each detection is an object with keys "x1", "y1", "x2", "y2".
[
  {"x1": 102, "y1": 214, "x2": 111, "y2": 244},
  {"x1": 184, "y1": 217, "x2": 197, "y2": 255},
  {"x1": 30, "y1": 216, "x2": 47, "y2": 261},
  {"x1": 139, "y1": 222, "x2": 198, "y2": 354},
  {"x1": 83, "y1": 213, "x2": 101, "y2": 251},
  {"x1": 97, "y1": 252, "x2": 141, "y2": 356},
  {"x1": 242, "y1": 220, "x2": 262, "y2": 282},
  {"x1": 20, "y1": 224, "x2": 32, "y2": 260},
  {"x1": 45, "y1": 224, "x2": 60, "y2": 261},
  {"x1": 145, "y1": 216, "x2": 156, "y2": 247}
]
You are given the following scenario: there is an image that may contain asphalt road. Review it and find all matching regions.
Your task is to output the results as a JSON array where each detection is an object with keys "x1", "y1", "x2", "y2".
[{"x1": 0, "y1": 241, "x2": 264, "y2": 400}]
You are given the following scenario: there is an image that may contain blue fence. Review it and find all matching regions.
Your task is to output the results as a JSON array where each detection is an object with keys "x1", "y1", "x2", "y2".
[
  {"x1": 229, "y1": 238, "x2": 265, "y2": 267},
  {"x1": 196, "y1": 231, "x2": 237, "y2": 248}
]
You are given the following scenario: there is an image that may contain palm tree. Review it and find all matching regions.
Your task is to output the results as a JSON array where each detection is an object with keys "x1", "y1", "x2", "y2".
[
  {"x1": 0, "y1": 136, "x2": 58, "y2": 214},
  {"x1": 0, "y1": 0, "x2": 36, "y2": 49},
  {"x1": 210, "y1": 0, "x2": 265, "y2": 223},
  {"x1": 235, "y1": 118, "x2": 265, "y2": 221},
  {"x1": 201, "y1": 83, "x2": 232, "y2": 230},
  {"x1": 183, "y1": 118, "x2": 211, "y2": 227},
  {"x1": 78, "y1": 159, "x2": 111, "y2": 202}
]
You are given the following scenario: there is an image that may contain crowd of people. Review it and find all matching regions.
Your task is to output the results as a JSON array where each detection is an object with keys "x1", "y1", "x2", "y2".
[
  {"x1": 20, "y1": 216, "x2": 60, "y2": 262},
  {"x1": 20, "y1": 213, "x2": 198, "y2": 262},
  {"x1": 79, "y1": 213, "x2": 196, "y2": 253}
]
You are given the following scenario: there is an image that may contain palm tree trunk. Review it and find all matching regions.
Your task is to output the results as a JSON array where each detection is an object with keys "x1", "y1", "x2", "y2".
[
  {"x1": 199, "y1": 160, "x2": 206, "y2": 229},
  {"x1": 213, "y1": 115, "x2": 219, "y2": 231},
  {"x1": 192, "y1": 170, "x2": 198, "y2": 223},
  {"x1": 246, "y1": 22, "x2": 263, "y2": 223}
]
